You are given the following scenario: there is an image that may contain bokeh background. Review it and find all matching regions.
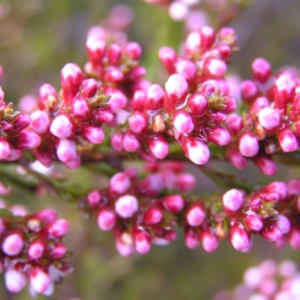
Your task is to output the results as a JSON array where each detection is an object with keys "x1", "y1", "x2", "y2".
[{"x1": 0, "y1": 0, "x2": 300, "y2": 299}]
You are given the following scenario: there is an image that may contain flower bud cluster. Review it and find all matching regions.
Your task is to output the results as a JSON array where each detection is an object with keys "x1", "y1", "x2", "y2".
[
  {"x1": 0, "y1": 88, "x2": 41, "y2": 161},
  {"x1": 111, "y1": 72, "x2": 236, "y2": 165},
  {"x1": 85, "y1": 34, "x2": 148, "y2": 96},
  {"x1": 159, "y1": 26, "x2": 237, "y2": 91},
  {"x1": 227, "y1": 59, "x2": 300, "y2": 175},
  {"x1": 84, "y1": 162, "x2": 196, "y2": 256},
  {"x1": 31, "y1": 66, "x2": 111, "y2": 168},
  {"x1": 183, "y1": 178, "x2": 300, "y2": 253},
  {"x1": 0, "y1": 204, "x2": 72, "y2": 296},
  {"x1": 84, "y1": 161, "x2": 300, "y2": 256},
  {"x1": 214, "y1": 260, "x2": 300, "y2": 300}
]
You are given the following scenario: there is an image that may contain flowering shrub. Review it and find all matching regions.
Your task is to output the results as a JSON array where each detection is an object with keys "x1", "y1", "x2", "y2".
[{"x1": 0, "y1": 1, "x2": 299, "y2": 298}]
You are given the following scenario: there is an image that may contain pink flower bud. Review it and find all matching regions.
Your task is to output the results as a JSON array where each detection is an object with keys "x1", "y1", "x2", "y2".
[
  {"x1": 169, "y1": 1, "x2": 188, "y2": 21},
  {"x1": 278, "y1": 128, "x2": 298, "y2": 152},
  {"x1": 226, "y1": 114, "x2": 243, "y2": 135},
  {"x1": 217, "y1": 43, "x2": 232, "y2": 60},
  {"x1": 261, "y1": 222, "x2": 283, "y2": 242},
  {"x1": 106, "y1": 89, "x2": 127, "y2": 112},
  {"x1": 201, "y1": 229, "x2": 219, "y2": 252},
  {"x1": 200, "y1": 25, "x2": 215, "y2": 51},
  {"x1": 123, "y1": 131, "x2": 140, "y2": 152},
  {"x1": 2, "y1": 232, "x2": 24, "y2": 256},
  {"x1": 107, "y1": 43, "x2": 121, "y2": 65},
  {"x1": 159, "y1": 47, "x2": 177, "y2": 72},
  {"x1": 81, "y1": 78, "x2": 98, "y2": 98},
  {"x1": 56, "y1": 139, "x2": 77, "y2": 163},
  {"x1": 182, "y1": 136, "x2": 210, "y2": 165},
  {"x1": 276, "y1": 73, "x2": 296, "y2": 104},
  {"x1": 207, "y1": 127, "x2": 230, "y2": 146},
  {"x1": 184, "y1": 31, "x2": 201, "y2": 56},
  {"x1": 162, "y1": 195, "x2": 185, "y2": 213},
  {"x1": 0, "y1": 139, "x2": 11, "y2": 159},
  {"x1": 6, "y1": 149, "x2": 23, "y2": 161},
  {"x1": 33, "y1": 209, "x2": 57, "y2": 223},
  {"x1": 287, "y1": 179, "x2": 300, "y2": 197},
  {"x1": 129, "y1": 113, "x2": 147, "y2": 134},
  {"x1": 132, "y1": 90, "x2": 146, "y2": 112},
  {"x1": 250, "y1": 96, "x2": 269, "y2": 114},
  {"x1": 15, "y1": 129, "x2": 41, "y2": 150},
  {"x1": 146, "y1": 84, "x2": 165, "y2": 110},
  {"x1": 38, "y1": 83, "x2": 57, "y2": 111},
  {"x1": 87, "y1": 190, "x2": 101, "y2": 207},
  {"x1": 115, "y1": 235, "x2": 134, "y2": 257},
  {"x1": 122, "y1": 42, "x2": 142, "y2": 60},
  {"x1": 30, "y1": 111, "x2": 51, "y2": 134},
  {"x1": 219, "y1": 27, "x2": 237, "y2": 46},
  {"x1": 222, "y1": 189, "x2": 245, "y2": 214},
  {"x1": 240, "y1": 80, "x2": 258, "y2": 103},
  {"x1": 86, "y1": 36, "x2": 106, "y2": 66},
  {"x1": 34, "y1": 149, "x2": 53, "y2": 168},
  {"x1": 258, "y1": 107, "x2": 281, "y2": 132},
  {"x1": 223, "y1": 97, "x2": 237, "y2": 114},
  {"x1": 186, "y1": 202, "x2": 206, "y2": 227},
  {"x1": 175, "y1": 59, "x2": 196, "y2": 80},
  {"x1": 289, "y1": 227, "x2": 300, "y2": 249},
  {"x1": 230, "y1": 223, "x2": 252, "y2": 252},
  {"x1": 144, "y1": 206, "x2": 163, "y2": 225},
  {"x1": 148, "y1": 136, "x2": 169, "y2": 160},
  {"x1": 50, "y1": 114, "x2": 74, "y2": 139},
  {"x1": 263, "y1": 181, "x2": 287, "y2": 202},
  {"x1": 64, "y1": 152, "x2": 81, "y2": 169},
  {"x1": 188, "y1": 94, "x2": 208, "y2": 116},
  {"x1": 133, "y1": 229, "x2": 151, "y2": 254},
  {"x1": 206, "y1": 111, "x2": 227, "y2": 123},
  {"x1": 97, "y1": 207, "x2": 116, "y2": 231},
  {"x1": 65, "y1": 152, "x2": 80, "y2": 169},
  {"x1": 50, "y1": 242, "x2": 67, "y2": 259},
  {"x1": 104, "y1": 67, "x2": 124, "y2": 83},
  {"x1": 82, "y1": 125, "x2": 104, "y2": 144},
  {"x1": 239, "y1": 133, "x2": 259, "y2": 157},
  {"x1": 139, "y1": 173, "x2": 164, "y2": 196},
  {"x1": 251, "y1": 58, "x2": 271, "y2": 82},
  {"x1": 115, "y1": 195, "x2": 139, "y2": 218},
  {"x1": 61, "y1": 63, "x2": 83, "y2": 104},
  {"x1": 13, "y1": 113, "x2": 31, "y2": 131},
  {"x1": 203, "y1": 58, "x2": 227, "y2": 78},
  {"x1": 111, "y1": 132, "x2": 123, "y2": 151},
  {"x1": 47, "y1": 219, "x2": 69, "y2": 237},
  {"x1": 94, "y1": 109, "x2": 114, "y2": 124},
  {"x1": 173, "y1": 110, "x2": 194, "y2": 134},
  {"x1": 5, "y1": 269, "x2": 27, "y2": 293},
  {"x1": 10, "y1": 205, "x2": 28, "y2": 217},
  {"x1": 244, "y1": 211, "x2": 264, "y2": 232},
  {"x1": 276, "y1": 214, "x2": 291, "y2": 235},
  {"x1": 164, "y1": 74, "x2": 188, "y2": 112},
  {"x1": 71, "y1": 98, "x2": 90, "y2": 120},
  {"x1": 184, "y1": 228, "x2": 200, "y2": 249},
  {"x1": 127, "y1": 65, "x2": 146, "y2": 81},
  {"x1": 254, "y1": 155, "x2": 277, "y2": 176},
  {"x1": 176, "y1": 173, "x2": 195, "y2": 192},
  {"x1": 28, "y1": 239, "x2": 45, "y2": 259},
  {"x1": 109, "y1": 172, "x2": 131, "y2": 195},
  {"x1": 30, "y1": 268, "x2": 51, "y2": 294}
]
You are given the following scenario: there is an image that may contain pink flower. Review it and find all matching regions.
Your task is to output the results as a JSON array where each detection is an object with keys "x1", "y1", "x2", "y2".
[
  {"x1": 115, "y1": 195, "x2": 139, "y2": 218},
  {"x1": 2, "y1": 232, "x2": 24, "y2": 256}
]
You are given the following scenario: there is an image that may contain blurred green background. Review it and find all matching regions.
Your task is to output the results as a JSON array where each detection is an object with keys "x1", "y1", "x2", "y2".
[{"x1": 0, "y1": 0, "x2": 300, "y2": 299}]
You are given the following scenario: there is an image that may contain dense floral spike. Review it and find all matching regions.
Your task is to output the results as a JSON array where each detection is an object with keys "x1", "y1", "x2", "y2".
[
  {"x1": 80, "y1": 160, "x2": 300, "y2": 256},
  {"x1": 215, "y1": 260, "x2": 300, "y2": 299},
  {"x1": 0, "y1": 204, "x2": 72, "y2": 296}
]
